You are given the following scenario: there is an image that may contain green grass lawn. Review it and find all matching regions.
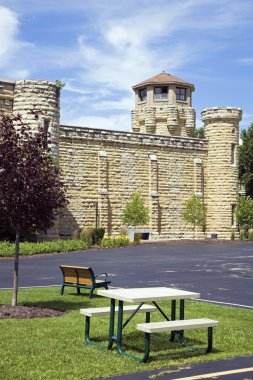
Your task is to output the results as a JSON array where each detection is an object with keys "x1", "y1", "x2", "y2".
[{"x1": 0, "y1": 287, "x2": 252, "y2": 380}]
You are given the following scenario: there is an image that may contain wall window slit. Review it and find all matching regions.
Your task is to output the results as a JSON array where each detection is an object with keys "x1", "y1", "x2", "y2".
[{"x1": 231, "y1": 143, "x2": 235, "y2": 165}]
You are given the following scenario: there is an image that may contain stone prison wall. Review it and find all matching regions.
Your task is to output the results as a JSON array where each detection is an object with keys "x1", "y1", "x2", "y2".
[{"x1": 58, "y1": 126, "x2": 208, "y2": 240}]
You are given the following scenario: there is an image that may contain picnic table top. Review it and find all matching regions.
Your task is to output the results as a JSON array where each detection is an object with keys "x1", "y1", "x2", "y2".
[{"x1": 97, "y1": 287, "x2": 200, "y2": 303}]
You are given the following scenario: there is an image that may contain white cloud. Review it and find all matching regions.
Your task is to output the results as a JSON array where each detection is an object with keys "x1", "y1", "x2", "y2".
[
  {"x1": 0, "y1": 6, "x2": 32, "y2": 75},
  {"x1": 237, "y1": 58, "x2": 253, "y2": 65},
  {"x1": 62, "y1": 112, "x2": 131, "y2": 132}
]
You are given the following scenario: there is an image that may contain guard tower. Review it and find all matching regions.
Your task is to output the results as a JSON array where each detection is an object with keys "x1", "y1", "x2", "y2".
[
  {"x1": 0, "y1": 80, "x2": 15, "y2": 114},
  {"x1": 131, "y1": 72, "x2": 196, "y2": 137}
]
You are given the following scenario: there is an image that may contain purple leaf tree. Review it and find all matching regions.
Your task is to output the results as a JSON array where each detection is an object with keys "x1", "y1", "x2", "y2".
[{"x1": 0, "y1": 112, "x2": 68, "y2": 306}]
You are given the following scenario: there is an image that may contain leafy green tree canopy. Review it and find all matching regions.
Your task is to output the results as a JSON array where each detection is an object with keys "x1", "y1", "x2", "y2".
[
  {"x1": 182, "y1": 194, "x2": 206, "y2": 231},
  {"x1": 193, "y1": 126, "x2": 205, "y2": 139},
  {"x1": 120, "y1": 192, "x2": 149, "y2": 227},
  {"x1": 235, "y1": 196, "x2": 253, "y2": 229},
  {"x1": 239, "y1": 123, "x2": 253, "y2": 197}
]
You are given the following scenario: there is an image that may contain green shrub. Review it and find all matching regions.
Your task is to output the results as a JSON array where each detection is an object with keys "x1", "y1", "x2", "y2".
[
  {"x1": 72, "y1": 228, "x2": 81, "y2": 239},
  {"x1": 92, "y1": 227, "x2": 105, "y2": 245},
  {"x1": 240, "y1": 229, "x2": 245, "y2": 240},
  {"x1": 248, "y1": 228, "x2": 253, "y2": 240},
  {"x1": 79, "y1": 227, "x2": 105, "y2": 246},
  {"x1": 231, "y1": 232, "x2": 235, "y2": 240},
  {"x1": 80, "y1": 227, "x2": 94, "y2": 247},
  {"x1": 100, "y1": 235, "x2": 130, "y2": 248},
  {"x1": 0, "y1": 239, "x2": 88, "y2": 257}
]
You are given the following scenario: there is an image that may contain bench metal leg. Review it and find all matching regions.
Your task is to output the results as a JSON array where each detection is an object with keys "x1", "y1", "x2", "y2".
[
  {"x1": 60, "y1": 285, "x2": 65, "y2": 295},
  {"x1": 77, "y1": 287, "x2": 81, "y2": 295},
  {"x1": 89, "y1": 288, "x2": 94, "y2": 298},
  {"x1": 207, "y1": 327, "x2": 213, "y2": 353}
]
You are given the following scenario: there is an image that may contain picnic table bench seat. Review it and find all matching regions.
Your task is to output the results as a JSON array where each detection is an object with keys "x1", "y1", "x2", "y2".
[
  {"x1": 60, "y1": 265, "x2": 111, "y2": 298},
  {"x1": 80, "y1": 303, "x2": 157, "y2": 346},
  {"x1": 137, "y1": 318, "x2": 219, "y2": 362}
]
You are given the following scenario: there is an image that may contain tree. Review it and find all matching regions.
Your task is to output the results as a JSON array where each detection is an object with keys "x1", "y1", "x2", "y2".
[
  {"x1": 0, "y1": 112, "x2": 68, "y2": 306},
  {"x1": 235, "y1": 196, "x2": 253, "y2": 229},
  {"x1": 239, "y1": 123, "x2": 253, "y2": 197},
  {"x1": 182, "y1": 194, "x2": 206, "y2": 237},
  {"x1": 120, "y1": 192, "x2": 149, "y2": 227},
  {"x1": 193, "y1": 126, "x2": 205, "y2": 139}
]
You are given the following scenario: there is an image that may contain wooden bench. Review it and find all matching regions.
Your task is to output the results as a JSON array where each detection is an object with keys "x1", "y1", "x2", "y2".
[
  {"x1": 81, "y1": 304, "x2": 157, "y2": 346},
  {"x1": 136, "y1": 318, "x2": 219, "y2": 362},
  {"x1": 59, "y1": 265, "x2": 111, "y2": 298}
]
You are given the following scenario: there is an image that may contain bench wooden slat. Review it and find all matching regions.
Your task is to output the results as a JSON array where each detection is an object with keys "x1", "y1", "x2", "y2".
[
  {"x1": 59, "y1": 265, "x2": 111, "y2": 298},
  {"x1": 80, "y1": 304, "x2": 157, "y2": 317},
  {"x1": 137, "y1": 318, "x2": 219, "y2": 333}
]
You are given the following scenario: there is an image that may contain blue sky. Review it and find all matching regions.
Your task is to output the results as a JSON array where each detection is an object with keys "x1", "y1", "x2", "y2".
[{"x1": 0, "y1": 0, "x2": 252, "y2": 132}]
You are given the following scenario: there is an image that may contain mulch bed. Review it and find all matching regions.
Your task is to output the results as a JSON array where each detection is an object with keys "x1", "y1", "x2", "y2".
[{"x1": 0, "y1": 304, "x2": 65, "y2": 319}]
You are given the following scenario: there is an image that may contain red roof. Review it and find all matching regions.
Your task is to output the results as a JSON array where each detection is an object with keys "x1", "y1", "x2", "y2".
[{"x1": 132, "y1": 72, "x2": 195, "y2": 91}]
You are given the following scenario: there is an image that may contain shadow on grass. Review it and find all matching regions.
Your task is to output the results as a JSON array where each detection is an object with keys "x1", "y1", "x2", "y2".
[{"x1": 21, "y1": 292, "x2": 108, "y2": 312}]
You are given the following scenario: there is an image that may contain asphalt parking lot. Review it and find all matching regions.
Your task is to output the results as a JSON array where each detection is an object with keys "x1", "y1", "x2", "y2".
[{"x1": 1, "y1": 240, "x2": 253, "y2": 308}]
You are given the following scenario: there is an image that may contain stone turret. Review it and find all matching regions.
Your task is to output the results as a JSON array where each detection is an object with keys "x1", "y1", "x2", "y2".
[
  {"x1": 202, "y1": 107, "x2": 242, "y2": 239},
  {"x1": 13, "y1": 80, "x2": 60, "y2": 155},
  {"x1": 131, "y1": 72, "x2": 196, "y2": 137},
  {"x1": 13, "y1": 80, "x2": 61, "y2": 240},
  {"x1": 0, "y1": 80, "x2": 15, "y2": 114}
]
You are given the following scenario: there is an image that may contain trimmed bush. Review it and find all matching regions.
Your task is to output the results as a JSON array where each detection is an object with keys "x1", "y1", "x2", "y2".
[
  {"x1": 78, "y1": 227, "x2": 105, "y2": 246},
  {"x1": 92, "y1": 227, "x2": 105, "y2": 245},
  {"x1": 240, "y1": 229, "x2": 245, "y2": 240},
  {"x1": 248, "y1": 228, "x2": 253, "y2": 241},
  {"x1": 100, "y1": 235, "x2": 130, "y2": 248},
  {"x1": 0, "y1": 239, "x2": 88, "y2": 257}
]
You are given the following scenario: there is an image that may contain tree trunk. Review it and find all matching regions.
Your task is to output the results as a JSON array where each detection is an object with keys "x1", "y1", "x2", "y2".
[{"x1": 12, "y1": 230, "x2": 20, "y2": 306}]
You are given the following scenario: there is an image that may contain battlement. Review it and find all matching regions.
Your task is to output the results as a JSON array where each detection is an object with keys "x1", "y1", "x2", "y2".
[
  {"x1": 60, "y1": 124, "x2": 207, "y2": 151},
  {"x1": 201, "y1": 107, "x2": 242, "y2": 122}
]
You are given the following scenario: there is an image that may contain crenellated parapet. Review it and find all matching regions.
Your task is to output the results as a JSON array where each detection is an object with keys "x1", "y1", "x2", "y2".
[{"x1": 132, "y1": 105, "x2": 196, "y2": 137}]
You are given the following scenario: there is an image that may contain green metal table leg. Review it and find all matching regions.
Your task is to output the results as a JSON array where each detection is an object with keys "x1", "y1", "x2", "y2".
[
  {"x1": 179, "y1": 299, "x2": 185, "y2": 340},
  {"x1": 207, "y1": 327, "x2": 213, "y2": 353},
  {"x1": 170, "y1": 299, "x2": 176, "y2": 342},
  {"x1": 116, "y1": 300, "x2": 124, "y2": 355},
  {"x1": 108, "y1": 298, "x2": 115, "y2": 349},
  {"x1": 85, "y1": 316, "x2": 91, "y2": 344}
]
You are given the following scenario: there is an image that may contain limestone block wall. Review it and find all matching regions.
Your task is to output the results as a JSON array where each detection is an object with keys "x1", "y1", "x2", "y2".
[
  {"x1": 58, "y1": 126, "x2": 207, "y2": 239},
  {"x1": 13, "y1": 80, "x2": 60, "y2": 155},
  {"x1": 131, "y1": 105, "x2": 195, "y2": 137},
  {"x1": 202, "y1": 107, "x2": 242, "y2": 239}
]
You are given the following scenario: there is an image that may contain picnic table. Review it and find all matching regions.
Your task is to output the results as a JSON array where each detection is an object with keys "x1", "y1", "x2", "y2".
[{"x1": 81, "y1": 286, "x2": 219, "y2": 361}]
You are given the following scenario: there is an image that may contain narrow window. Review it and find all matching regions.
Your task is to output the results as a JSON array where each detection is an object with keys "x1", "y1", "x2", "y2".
[
  {"x1": 44, "y1": 119, "x2": 50, "y2": 134},
  {"x1": 43, "y1": 120, "x2": 50, "y2": 146},
  {"x1": 154, "y1": 86, "x2": 168, "y2": 100},
  {"x1": 139, "y1": 88, "x2": 147, "y2": 102},
  {"x1": 231, "y1": 204, "x2": 236, "y2": 226},
  {"x1": 176, "y1": 87, "x2": 187, "y2": 101},
  {"x1": 231, "y1": 143, "x2": 235, "y2": 164}
]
